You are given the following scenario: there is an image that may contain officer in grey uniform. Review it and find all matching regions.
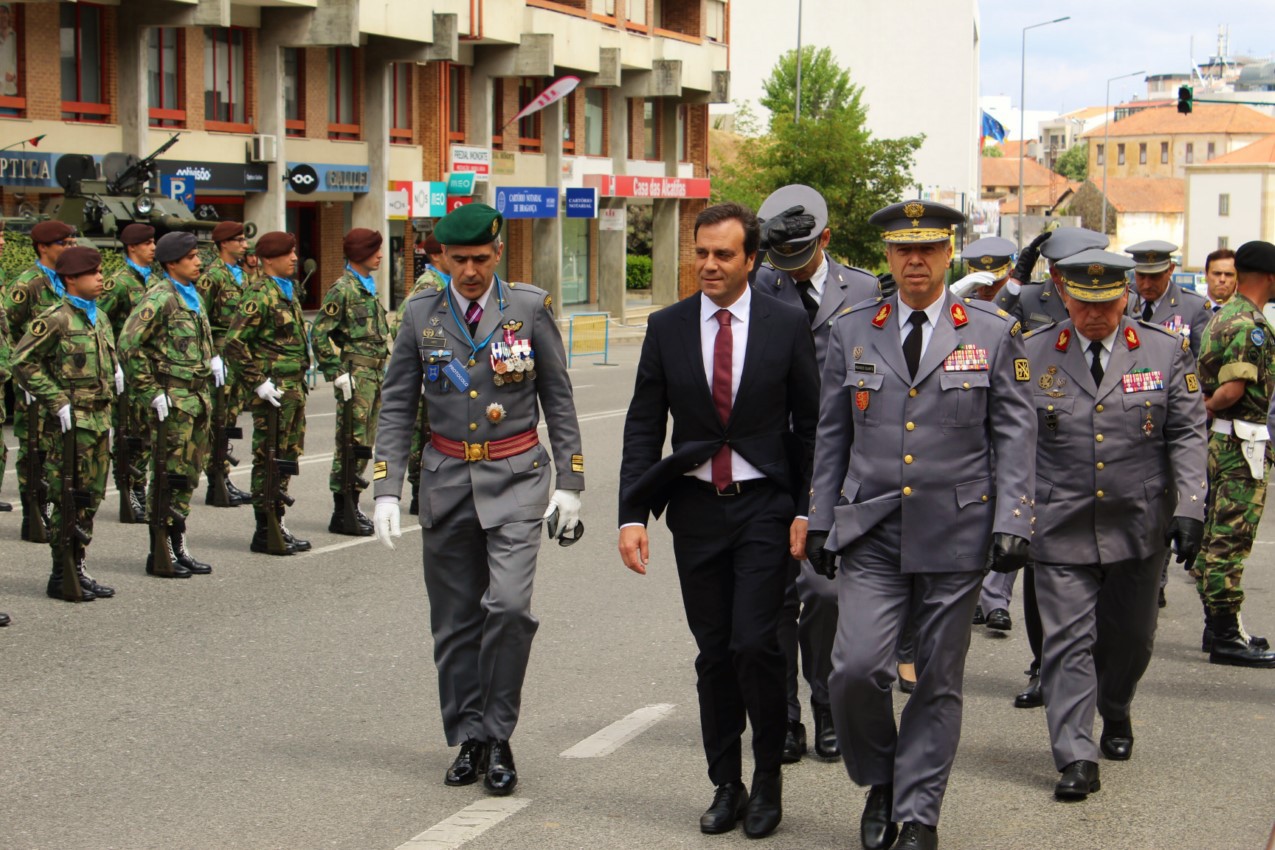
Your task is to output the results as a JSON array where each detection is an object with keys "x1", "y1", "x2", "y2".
[
  {"x1": 1026, "y1": 249, "x2": 1206, "y2": 801},
  {"x1": 755, "y1": 185, "x2": 880, "y2": 763},
  {"x1": 1124, "y1": 240, "x2": 1212, "y2": 358},
  {"x1": 996, "y1": 227, "x2": 1110, "y2": 331},
  {"x1": 806, "y1": 200, "x2": 1036, "y2": 850},
  {"x1": 371, "y1": 203, "x2": 585, "y2": 798}
]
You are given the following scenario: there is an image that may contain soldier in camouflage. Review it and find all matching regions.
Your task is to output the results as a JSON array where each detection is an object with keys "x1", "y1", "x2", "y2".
[
  {"x1": 405, "y1": 235, "x2": 448, "y2": 514},
  {"x1": 223, "y1": 231, "x2": 312, "y2": 555},
  {"x1": 1192, "y1": 240, "x2": 1275, "y2": 668},
  {"x1": 120, "y1": 232, "x2": 219, "y2": 578},
  {"x1": 196, "y1": 220, "x2": 252, "y2": 507},
  {"x1": 311, "y1": 228, "x2": 391, "y2": 536},
  {"x1": 0, "y1": 296, "x2": 11, "y2": 513},
  {"x1": 100, "y1": 223, "x2": 157, "y2": 523},
  {"x1": 11, "y1": 247, "x2": 119, "y2": 602}
]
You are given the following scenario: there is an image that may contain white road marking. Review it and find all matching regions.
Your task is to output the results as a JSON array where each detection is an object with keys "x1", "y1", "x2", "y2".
[
  {"x1": 395, "y1": 798, "x2": 531, "y2": 850},
  {"x1": 302, "y1": 523, "x2": 421, "y2": 556},
  {"x1": 560, "y1": 703, "x2": 676, "y2": 758}
]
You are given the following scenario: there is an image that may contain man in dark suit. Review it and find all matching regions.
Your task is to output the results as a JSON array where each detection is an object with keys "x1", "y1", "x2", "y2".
[
  {"x1": 755, "y1": 185, "x2": 880, "y2": 763},
  {"x1": 618, "y1": 202, "x2": 820, "y2": 839}
]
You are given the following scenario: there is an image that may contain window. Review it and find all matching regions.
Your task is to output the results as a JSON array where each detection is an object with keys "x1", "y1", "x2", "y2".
[
  {"x1": 329, "y1": 47, "x2": 359, "y2": 139},
  {"x1": 492, "y1": 78, "x2": 505, "y2": 145},
  {"x1": 0, "y1": 3, "x2": 26, "y2": 117},
  {"x1": 628, "y1": 0, "x2": 648, "y2": 27},
  {"x1": 706, "y1": 0, "x2": 726, "y2": 41},
  {"x1": 643, "y1": 100, "x2": 659, "y2": 159},
  {"x1": 61, "y1": 3, "x2": 108, "y2": 122},
  {"x1": 1138, "y1": 142, "x2": 1147, "y2": 165},
  {"x1": 591, "y1": 0, "x2": 617, "y2": 15},
  {"x1": 517, "y1": 77, "x2": 542, "y2": 151},
  {"x1": 148, "y1": 28, "x2": 185, "y2": 128},
  {"x1": 205, "y1": 28, "x2": 250, "y2": 130},
  {"x1": 1218, "y1": 236, "x2": 1230, "y2": 250},
  {"x1": 283, "y1": 48, "x2": 305, "y2": 137},
  {"x1": 584, "y1": 88, "x2": 605, "y2": 156},
  {"x1": 1117, "y1": 143, "x2": 1125, "y2": 166},
  {"x1": 1219, "y1": 193, "x2": 1231, "y2": 216},
  {"x1": 448, "y1": 64, "x2": 464, "y2": 141},
  {"x1": 1207, "y1": 141, "x2": 1216, "y2": 159},
  {"x1": 1160, "y1": 141, "x2": 1169, "y2": 164},
  {"x1": 1185, "y1": 142, "x2": 1194, "y2": 163},
  {"x1": 390, "y1": 62, "x2": 412, "y2": 142},
  {"x1": 1096, "y1": 144, "x2": 1104, "y2": 165}
]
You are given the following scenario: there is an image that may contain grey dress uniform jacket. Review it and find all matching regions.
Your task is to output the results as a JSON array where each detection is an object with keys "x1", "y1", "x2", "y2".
[
  {"x1": 996, "y1": 281, "x2": 1069, "y2": 332},
  {"x1": 754, "y1": 258, "x2": 880, "y2": 364},
  {"x1": 1128, "y1": 282, "x2": 1213, "y2": 359}
]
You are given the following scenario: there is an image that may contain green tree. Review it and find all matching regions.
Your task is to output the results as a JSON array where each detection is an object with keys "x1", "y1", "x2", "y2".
[
  {"x1": 715, "y1": 49, "x2": 923, "y2": 268},
  {"x1": 1054, "y1": 143, "x2": 1088, "y2": 181},
  {"x1": 982, "y1": 145, "x2": 1003, "y2": 157}
]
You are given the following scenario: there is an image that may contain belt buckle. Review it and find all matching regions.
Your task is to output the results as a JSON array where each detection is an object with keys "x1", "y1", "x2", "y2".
[
  {"x1": 714, "y1": 482, "x2": 741, "y2": 496},
  {"x1": 463, "y1": 441, "x2": 489, "y2": 462}
]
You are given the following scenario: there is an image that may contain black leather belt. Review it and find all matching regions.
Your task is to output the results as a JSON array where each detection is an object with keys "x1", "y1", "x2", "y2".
[{"x1": 683, "y1": 477, "x2": 772, "y2": 497}]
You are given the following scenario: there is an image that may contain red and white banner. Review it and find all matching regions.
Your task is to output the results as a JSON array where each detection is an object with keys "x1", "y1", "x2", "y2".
[
  {"x1": 583, "y1": 174, "x2": 712, "y2": 199},
  {"x1": 507, "y1": 76, "x2": 581, "y2": 128}
]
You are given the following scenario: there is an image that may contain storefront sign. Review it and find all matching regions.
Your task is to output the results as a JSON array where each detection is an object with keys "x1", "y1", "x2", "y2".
[
  {"x1": 447, "y1": 195, "x2": 474, "y2": 214},
  {"x1": 0, "y1": 151, "x2": 57, "y2": 187},
  {"x1": 158, "y1": 159, "x2": 269, "y2": 193},
  {"x1": 565, "y1": 187, "x2": 597, "y2": 219},
  {"x1": 492, "y1": 151, "x2": 516, "y2": 176},
  {"x1": 583, "y1": 174, "x2": 711, "y2": 199},
  {"x1": 386, "y1": 188, "x2": 410, "y2": 220},
  {"x1": 599, "y1": 207, "x2": 626, "y2": 231},
  {"x1": 286, "y1": 162, "x2": 371, "y2": 194},
  {"x1": 494, "y1": 186, "x2": 558, "y2": 219},
  {"x1": 162, "y1": 176, "x2": 196, "y2": 211},
  {"x1": 446, "y1": 172, "x2": 476, "y2": 195},
  {"x1": 450, "y1": 145, "x2": 491, "y2": 178}
]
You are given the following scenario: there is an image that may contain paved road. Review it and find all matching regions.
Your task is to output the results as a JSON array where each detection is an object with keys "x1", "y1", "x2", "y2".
[{"x1": 1, "y1": 341, "x2": 1272, "y2": 850}]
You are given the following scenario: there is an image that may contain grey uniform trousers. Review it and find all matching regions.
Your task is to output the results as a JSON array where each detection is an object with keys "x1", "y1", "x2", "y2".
[{"x1": 779, "y1": 558, "x2": 838, "y2": 720}]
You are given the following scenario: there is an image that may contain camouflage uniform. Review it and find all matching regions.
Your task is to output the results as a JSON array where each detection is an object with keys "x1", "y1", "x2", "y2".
[
  {"x1": 404, "y1": 267, "x2": 445, "y2": 506},
  {"x1": 1192, "y1": 293, "x2": 1275, "y2": 613},
  {"x1": 2, "y1": 264, "x2": 66, "y2": 536},
  {"x1": 223, "y1": 276, "x2": 309, "y2": 509},
  {"x1": 11, "y1": 299, "x2": 118, "y2": 593},
  {"x1": 0, "y1": 302, "x2": 10, "y2": 506},
  {"x1": 310, "y1": 268, "x2": 390, "y2": 493},
  {"x1": 101, "y1": 261, "x2": 155, "y2": 517},
  {"x1": 197, "y1": 256, "x2": 250, "y2": 479}
]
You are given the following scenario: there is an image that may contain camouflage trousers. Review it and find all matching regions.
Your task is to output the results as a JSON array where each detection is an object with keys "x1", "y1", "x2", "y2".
[
  {"x1": 406, "y1": 400, "x2": 431, "y2": 489},
  {"x1": 1192, "y1": 433, "x2": 1269, "y2": 613},
  {"x1": 329, "y1": 367, "x2": 382, "y2": 492},
  {"x1": 13, "y1": 393, "x2": 51, "y2": 498},
  {"x1": 0, "y1": 397, "x2": 7, "y2": 497},
  {"x1": 205, "y1": 381, "x2": 247, "y2": 476},
  {"x1": 249, "y1": 379, "x2": 306, "y2": 509},
  {"x1": 150, "y1": 402, "x2": 211, "y2": 520},
  {"x1": 112, "y1": 394, "x2": 153, "y2": 493},
  {"x1": 46, "y1": 426, "x2": 109, "y2": 559}
]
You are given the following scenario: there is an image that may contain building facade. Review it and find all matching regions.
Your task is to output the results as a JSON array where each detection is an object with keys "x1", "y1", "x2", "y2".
[
  {"x1": 1083, "y1": 104, "x2": 1275, "y2": 182},
  {"x1": 1184, "y1": 135, "x2": 1275, "y2": 270}
]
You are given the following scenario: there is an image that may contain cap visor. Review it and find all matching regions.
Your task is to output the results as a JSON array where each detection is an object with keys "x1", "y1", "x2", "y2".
[
  {"x1": 1063, "y1": 283, "x2": 1126, "y2": 303},
  {"x1": 767, "y1": 242, "x2": 818, "y2": 272},
  {"x1": 1135, "y1": 261, "x2": 1171, "y2": 274}
]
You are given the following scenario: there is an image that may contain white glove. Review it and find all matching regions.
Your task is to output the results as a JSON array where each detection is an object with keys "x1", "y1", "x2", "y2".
[
  {"x1": 949, "y1": 270, "x2": 997, "y2": 298},
  {"x1": 114, "y1": 363, "x2": 125, "y2": 394},
  {"x1": 151, "y1": 392, "x2": 169, "y2": 422},
  {"x1": 210, "y1": 355, "x2": 226, "y2": 388},
  {"x1": 543, "y1": 489, "x2": 582, "y2": 536},
  {"x1": 57, "y1": 404, "x2": 73, "y2": 433},
  {"x1": 373, "y1": 496, "x2": 402, "y2": 549},
  {"x1": 334, "y1": 372, "x2": 355, "y2": 402},
  {"x1": 256, "y1": 379, "x2": 283, "y2": 407}
]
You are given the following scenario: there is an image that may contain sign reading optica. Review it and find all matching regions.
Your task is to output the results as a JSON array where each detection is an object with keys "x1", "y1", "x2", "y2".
[
  {"x1": 286, "y1": 162, "x2": 371, "y2": 193},
  {"x1": 582, "y1": 174, "x2": 711, "y2": 199},
  {"x1": 494, "y1": 186, "x2": 558, "y2": 219}
]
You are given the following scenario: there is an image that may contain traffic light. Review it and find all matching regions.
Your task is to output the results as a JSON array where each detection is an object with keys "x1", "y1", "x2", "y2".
[{"x1": 1178, "y1": 85, "x2": 1194, "y2": 115}]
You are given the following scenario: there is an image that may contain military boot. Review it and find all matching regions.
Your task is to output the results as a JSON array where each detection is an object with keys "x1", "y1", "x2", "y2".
[
  {"x1": 251, "y1": 510, "x2": 297, "y2": 556},
  {"x1": 277, "y1": 504, "x2": 311, "y2": 552},
  {"x1": 1208, "y1": 611, "x2": 1275, "y2": 668},
  {"x1": 171, "y1": 517, "x2": 212, "y2": 575},
  {"x1": 1201, "y1": 602, "x2": 1269, "y2": 652},
  {"x1": 329, "y1": 493, "x2": 374, "y2": 536},
  {"x1": 47, "y1": 553, "x2": 95, "y2": 602},
  {"x1": 78, "y1": 559, "x2": 115, "y2": 598},
  {"x1": 146, "y1": 526, "x2": 191, "y2": 578},
  {"x1": 226, "y1": 480, "x2": 252, "y2": 506},
  {"x1": 125, "y1": 485, "x2": 148, "y2": 524}
]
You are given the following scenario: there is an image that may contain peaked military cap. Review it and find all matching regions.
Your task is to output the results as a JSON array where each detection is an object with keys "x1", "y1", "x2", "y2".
[
  {"x1": 1234, "y1": 240, "x2": 1275, "y2": 275},
  {"x1": 962, "y1": 236, "x2": 1016, "y2": 279},
  {"x1": 435, "y1": 203, "x2": 503, "y2": 246},
  {"x1": 155, "y1": 231, "x2": 198, "y2": 264},
  {"x1": 55, "y1": 246, "x2": 102, "y2": 278},
  {"x1": 1039, "y1": 227, "x2": 1109, "y2": 262},
  {"x1": 1055, "y1": 249, "x2": 1135, "y2": 303},
  {"x1": 1124, "y1": 239, "x2": 1178, "y2": 274},
  {"x1": 869, "y1": 200, "x2": 964, "y2": 244},
  {"x1": 119, "y1": 223, "x2": 155, "y2": 245},
  {"x1": 759, "y1": 184, "x2": 828, "y2": 271}
]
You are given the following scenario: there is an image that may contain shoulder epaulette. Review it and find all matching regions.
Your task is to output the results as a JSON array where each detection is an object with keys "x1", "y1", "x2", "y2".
[
  {"x1": 1136, "y1": 318, "x2": 1181, "y2": 338},
  {"x1": 1021, "y1": 321, "x2": 1056, "y2": 339},
  {"x1": 964, "y1": 298, "x2": 1016, "y2": 321}
]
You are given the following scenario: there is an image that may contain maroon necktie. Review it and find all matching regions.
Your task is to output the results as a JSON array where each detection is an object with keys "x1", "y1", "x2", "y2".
[
  {"x1": 711, "y1": 309, "x2": 733, "y2": 490},
  {"x1": 465, "y1": 300, "x2": 482, "y2": 335}
]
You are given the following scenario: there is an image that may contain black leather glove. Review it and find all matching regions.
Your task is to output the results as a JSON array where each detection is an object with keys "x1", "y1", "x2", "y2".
[
  {"x1": 1166, "y1": 516, "x2": 1205, "y2": 567},
  {"x1": 877, "y1": 272, "x2": 897, "y2": 298},
  {"x1": 1010, "y1": 230, "x2": 1053, "y2": 284},
  {"x1": 760, "y1": 205, "x2": 817, "y2": 251},
  {"x1": 806, "y1": 531, "x2": 836, "y2": 579},
  {"x1": 986, "y1": 532, "x2": 1031, "y2": 573}
]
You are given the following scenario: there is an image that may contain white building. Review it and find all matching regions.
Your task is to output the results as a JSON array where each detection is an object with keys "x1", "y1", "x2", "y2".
[{"x1": 1183, "y1": 134, "x2": 1275, "y2": 270}]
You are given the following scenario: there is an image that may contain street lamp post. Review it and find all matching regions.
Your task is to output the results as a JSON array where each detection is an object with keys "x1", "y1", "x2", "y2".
[
  {"x1": 795, "y1": 0, "x2": 803, "y2": 122},
  {"x1": 1018, "y1": 16, "x2": 1070, "y2": 249},
  {"x1": 1101, "y1": 69, "x2": 1146, "y2": 234}
]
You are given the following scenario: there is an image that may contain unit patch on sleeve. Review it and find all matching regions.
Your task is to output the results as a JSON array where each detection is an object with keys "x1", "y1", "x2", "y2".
[
  {"x1": 373, "y1": 460, "x2": 388, "y2": 481},
  {"x1": 1014, "y1": 358, "x2": 1031, "y2": 382}
]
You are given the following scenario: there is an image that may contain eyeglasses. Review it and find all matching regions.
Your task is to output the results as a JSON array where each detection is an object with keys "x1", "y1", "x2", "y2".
[{"x1": 58, "y1": 239, "x2": 78, "y2": 246}]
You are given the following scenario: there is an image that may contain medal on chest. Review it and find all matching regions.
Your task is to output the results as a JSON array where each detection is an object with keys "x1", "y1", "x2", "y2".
[{"x1": 943, "y1": 343, "x2": 990, "y2": 372}]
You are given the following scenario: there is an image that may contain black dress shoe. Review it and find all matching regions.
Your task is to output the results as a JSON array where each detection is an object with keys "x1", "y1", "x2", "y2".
[
  {"x1": 781, "y1": 720, "x2": 807, "y2": 763},
  {"x1": 1100, "y1": 719, "x2": 1133, "y2": 761},
  {"x1": 985, "y1": 607, "x2": 1012, "y2": 631},
  {"x1": 700, "y1": 781, "x2": 748, "y2": 835},
  {"x1": 483, "y1": 739, "x2": 517, "y2": 795},
  {"x1": 0, "y1": 611, "x2": 10, "y2": 626},
  {"x1": 894, "y1": 822, "x2": 938, "y2": 850},
  {"x1": 971, "y1": 604, "x2": 986, "y2": 625},
  {"x1": 1054, "y1": 760, "x2": 1100, "y2": 800},
  {"x1": 811, "y1": 702, "x2": 840, "y2": 760},
  {"x1": 743, "y1": 770, "x2": 781, "y2": 838},
  {"x1": 860, "y1": 783, "x2": 897, "y2": 850},
  {"x1": 444, "y1": 738, "x2": 487, "y2": 786},
  {"x1": 1014, "y1": 668, "x2": 1043, "y2": 709}
]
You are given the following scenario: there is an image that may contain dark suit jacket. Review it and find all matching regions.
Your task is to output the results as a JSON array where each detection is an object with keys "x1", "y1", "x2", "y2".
[{"x1": 619, "y1": 289, "x2": 820, "y2": 525}]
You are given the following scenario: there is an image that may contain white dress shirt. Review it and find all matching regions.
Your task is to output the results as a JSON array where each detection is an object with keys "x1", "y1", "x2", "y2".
[
  {"x1": 450, "y1": 282, "x2": 493, "y2": 320},
  {"x1": 895, "y1": 292, "x2": 948, "y2": 359},
  {"x1": 1074, "y1": 328, "x2": 1117, "y2": 373},
  {"x1": 799, "y1": 254, "x2": 829, "y2": 306}
]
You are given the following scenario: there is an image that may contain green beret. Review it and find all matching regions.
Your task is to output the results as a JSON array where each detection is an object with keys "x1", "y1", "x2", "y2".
[{"x1": 434, "y1": 203, "x2": 503, "y2": 247}]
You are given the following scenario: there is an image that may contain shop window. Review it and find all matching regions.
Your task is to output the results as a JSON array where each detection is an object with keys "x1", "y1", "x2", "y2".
[
  {"x1": 148, "y1": 28, "x2": 185, "y2": 128},
  {"x1": 391, "y1": 62, "x2": 412, "y2": 142},
  {"x1": 0, "y1": 3, "x2": 24, "y2": 117},
  {"x1": 447, "y1": 63, "x2": 465, "y2": 142},
  {"x1": 284, "y1": 47, "x2": 305, "y2": 138},
  {"x1": 517, "y1": 77, "x2": 542, "y2": 152},
  {"x1": 205, "y1": 27, "x2": 251, "y2": 131},
  {"x1": 584, "y1": 88, "x2": 605, "y2": 156},
  {"x1": 329, "y1": 47, "x2": 360, "y2": 140},
  {"x1": 643, "y1": 100, "x2": 659, "y2": 160},
  {"x1": 61, "y1": 3, "x2": 109, "y2": 122}
]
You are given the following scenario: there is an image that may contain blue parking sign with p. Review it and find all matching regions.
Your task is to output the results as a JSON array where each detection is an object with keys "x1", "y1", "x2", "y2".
[{"x1": 162, "y1": 176, "x2": 195, "y2": 211}]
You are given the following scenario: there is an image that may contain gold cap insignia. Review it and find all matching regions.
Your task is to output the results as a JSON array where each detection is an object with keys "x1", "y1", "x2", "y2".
[
  {"x1": 1088, "y1": 263, "x2": 1105, "y2": 276},
  {"x1": 981, "y1": 256, "x2": 993, "y2": 266},
  {"x1": 903, "y1": 202, "x2": 925, "y2": 219},
  {"x1": 1145, "y1": 251, "x2": 1158, "y2": 262}
]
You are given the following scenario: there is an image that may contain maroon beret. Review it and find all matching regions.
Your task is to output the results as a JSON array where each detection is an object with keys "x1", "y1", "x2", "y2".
[
  {"x1": 255, "y1": 231, "x2": 296, "y2": 260},
  {"x1": 212, "y1": 220, "x2": 244, "y2": 243},
  {"x1": 55, "y1": 246, "x2": 102, "y2": 279},
  {"x1": 423, "y1": 234, "x2": 443, "y2": 255},
  {"x1": 119, "y1": 223, "x2": 155, "y2": 245},
  {"x1": 343, "y1": 228, "x2": 383, "y2": 263},
  {"x1": 30, "y1": 220, "x2": 75, "y2": 245}
]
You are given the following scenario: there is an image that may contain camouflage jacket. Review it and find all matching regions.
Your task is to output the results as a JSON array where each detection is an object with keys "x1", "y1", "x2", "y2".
[
  {"x1": 223, "y1": 277, "x2": 310, "y2": 387},
  {"x1": 196, "y1": 256, "x2": 249, "y2": 351},
  {"x1": 409, "y1": 266, "x2": 448, "y2": 298},
  {"x1": 99, "y1": 263, "x2": 153, "y2": 339},
  {"x1": 1198, "y1": 293, "x2": 1275, "y2": 424},
  {"x1": 310, "y1": 270, "x2": 391, "y2": 380},
  {"x1": 0, "y1": 302, "x2": 10, "y2": 387},
  {"x1": 1, "y1": 264, "x2": 63, "y2": 343},
  {"x1": 11, "y1": 300, "x2": 118, "y2": 432},
  {"x1": 119, "y1": 279, "x2": 215, "y2": 418}
]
